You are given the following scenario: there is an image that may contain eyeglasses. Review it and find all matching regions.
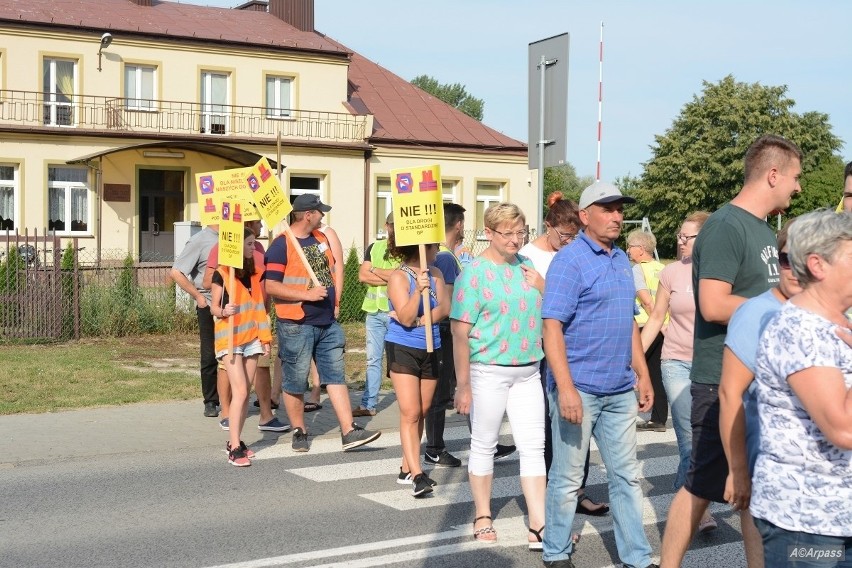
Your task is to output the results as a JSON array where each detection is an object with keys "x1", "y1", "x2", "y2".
[
  {"x1": 491, "y1": 228, "x2": 529, "y2": 240},
  {"x1": 778, "y1": 251, "x2": 791, "y2": 270},
  {"x1": 676, "y1": 233, "x2": 698, "y2": 243},
  {"x1": 552, "y1": 227, "x2": 578, "y2": 243}
]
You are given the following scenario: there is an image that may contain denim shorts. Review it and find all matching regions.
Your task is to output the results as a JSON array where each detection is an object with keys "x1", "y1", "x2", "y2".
[
  {"x1": 277, "y1": 320, "x2": 345, "y2": 395},
  {"x1": 216, "y1": 338, "x2": 265, "y2": 360}
]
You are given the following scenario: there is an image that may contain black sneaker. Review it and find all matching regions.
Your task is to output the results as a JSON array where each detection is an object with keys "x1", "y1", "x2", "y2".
[
  {"x1": 495, "y1": 444, "x2": 517, "y2": 460},
  {"x1": 397, "y1": 468, "x2": 412, "y2": 485},
  {"x1": 204, "y1": 402, "x2": 218, "y2": 417},
  {"x1": 341, "y1": 423, "x2": 381, "y2": 451},
  {"x1": 543, "y1": 559, "x2": 575, "y2": 568},
  {"x1": 636, "y1": 421, "x2": 667, "y2": 432},
  {"x1": 424, "y1": 449, "x2": 461, "y2": 467},
  {"x1": 412, "y1": 473, "x2": 434, "y2": 497},
  {"x1": 292, "y1": 427, "x2": 309, "y2": 452}
]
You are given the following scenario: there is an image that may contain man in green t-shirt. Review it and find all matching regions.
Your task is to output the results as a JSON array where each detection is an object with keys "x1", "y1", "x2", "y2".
[{"x1": 660, "y1": 135, "x2": 803, "y2": 568}]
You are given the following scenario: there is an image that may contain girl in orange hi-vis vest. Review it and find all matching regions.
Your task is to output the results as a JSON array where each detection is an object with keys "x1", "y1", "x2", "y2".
[{"x1": 211, "y1": 227, "x2": 272, "y2": 467}]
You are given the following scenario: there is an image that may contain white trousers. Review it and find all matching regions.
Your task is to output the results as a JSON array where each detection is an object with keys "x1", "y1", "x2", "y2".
[{"x1": 468, "y1": 362, "x2": 545, "y2": 477}]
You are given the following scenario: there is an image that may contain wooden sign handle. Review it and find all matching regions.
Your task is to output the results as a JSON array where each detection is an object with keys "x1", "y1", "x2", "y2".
[{"x1": 419, "y1": 243, "x2": 434, "y2": 353}]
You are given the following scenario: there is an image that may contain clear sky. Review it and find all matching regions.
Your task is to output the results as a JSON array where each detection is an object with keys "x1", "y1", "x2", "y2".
[{"x1": 179, "y1": 0, "x2": 851, "y2": 181}]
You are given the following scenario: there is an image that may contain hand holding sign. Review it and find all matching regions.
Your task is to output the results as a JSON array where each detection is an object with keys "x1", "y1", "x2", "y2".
[
  {"x1": 217, "y1": 199, "x2": 245, "y2": 360},
  {"x1": 391, "y1": 165, "x2": 445, "y2": 352}
]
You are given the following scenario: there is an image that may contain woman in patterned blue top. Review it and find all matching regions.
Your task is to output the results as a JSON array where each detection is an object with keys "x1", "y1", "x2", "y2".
[
  {"x1": 385, "y1": 236, "x2": 450, "y2": 498},
  {"x1": 750, "y1": 209, "x2": 852, "y2": 566}
]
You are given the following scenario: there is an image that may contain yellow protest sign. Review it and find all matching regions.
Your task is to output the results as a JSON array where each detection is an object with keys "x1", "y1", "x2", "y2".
[
  {"x1": 247, "y1": 157, "x2": 292, "y2": 228},
  {"x1": 391, "y1": 164, "x2": 445, "y2": 246},
  {"x1": 195, "y1": 167, "x2": 261, "y2": 226},
  {"x1": 217, "y1": 199, "x2": 245, "y2": 269}
]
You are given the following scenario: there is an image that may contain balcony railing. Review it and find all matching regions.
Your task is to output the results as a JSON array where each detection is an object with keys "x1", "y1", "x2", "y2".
[{"x1": 0, "y1": 89, "x2": 369, "y2": 144}]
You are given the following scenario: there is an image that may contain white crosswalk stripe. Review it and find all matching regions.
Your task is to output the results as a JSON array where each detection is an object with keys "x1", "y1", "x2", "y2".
[{"x1": 216, "y1": 423, "x2": 748, "y2": 568}]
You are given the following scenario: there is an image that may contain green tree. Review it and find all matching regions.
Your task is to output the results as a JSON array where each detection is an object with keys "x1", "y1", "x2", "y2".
[
  {"x1": 411, "y1": 75, "x2": 484, "y2": 121},
  {"x1": 543, "y1": 164, "x2": 594, "y2": 214},
  {"x1": 338, "y1": 246, "x2": 366, "y2": 323},
  {"x1": 790, "y1": 153, "x2": 846, "y2": 216},
  {"x1": 632, "y1": 75, "x2": 843, "y2": 257}
]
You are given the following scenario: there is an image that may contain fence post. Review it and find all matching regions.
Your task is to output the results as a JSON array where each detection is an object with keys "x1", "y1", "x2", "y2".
[{"x1": 73, "y1": 237, "x2": 80, "y2": 340}]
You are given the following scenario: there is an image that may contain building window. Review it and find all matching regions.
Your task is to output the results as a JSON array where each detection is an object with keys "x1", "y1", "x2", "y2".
[
  {"x1": 200, "y1": 71, "x2": 228, "y2": 135},
  {"x1": 442, "y1": 179, "x2": 458, "y2": 204},
  {"x1": 265, "y1": 76, "x2": 292, "y2": 119},
  {"x1": 125, "y1": 65, "x2": 156, "y2": 111},
  {"x1": 475, "y1": 181, "x2": 504, "y2": 238},
  {"x1": 375, "y1": 177, "x2": 392, "y2": 239},
  {"x1": 288, "y1": 174, "x2": 322, "y2": 221},
  {"x1": 0, "y1": 165, "x2": 17, "y2": 231},
  {"x1": 43, "y1": 57, "x2": 76, "y2": 126},
  {"x1": 48, "y1": 166, "x2": 89, "y2": 233}
]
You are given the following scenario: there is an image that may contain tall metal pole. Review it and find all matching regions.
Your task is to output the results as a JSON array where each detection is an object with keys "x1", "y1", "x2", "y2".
[
  {"x1": 537, "y1": 55, "x2": 546, "y2": 234},
  {"x1": 537, "y1": 55, "x2": 556, "y2": 234},
  {"x1": 596, "y1": 22, "x2": 604, "y2": 181}
]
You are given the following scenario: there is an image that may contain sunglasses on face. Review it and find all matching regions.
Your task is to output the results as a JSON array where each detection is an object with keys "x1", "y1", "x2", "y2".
[{"x1": 778, "y1": 251, "x2": 791, "y2": 270}]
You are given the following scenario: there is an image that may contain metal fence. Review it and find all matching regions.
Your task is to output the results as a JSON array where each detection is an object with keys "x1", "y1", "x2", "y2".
[{"x1": 0, "y1": 89, "x2": 369, "y2": 143}]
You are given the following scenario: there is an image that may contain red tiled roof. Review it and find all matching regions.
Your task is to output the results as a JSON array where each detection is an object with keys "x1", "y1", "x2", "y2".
[
  {"x1": 0, "y1": 0, "x2": 526, "y2": 153},
  {"x1": 0, "y1": 0, "x2": 349, "y2": 56},
  {"x1": 344, "y1": 50, "x2": 526, "y2": 152}
]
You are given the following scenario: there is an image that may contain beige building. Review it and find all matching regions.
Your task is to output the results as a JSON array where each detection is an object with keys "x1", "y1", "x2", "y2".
[{"x1": 0, "y1": 0, "x2": 532, "y2": 262}]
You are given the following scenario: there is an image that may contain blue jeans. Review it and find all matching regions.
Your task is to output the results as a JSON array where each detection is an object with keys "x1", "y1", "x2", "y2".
[
  {"x1": 276, "y1": 320, "x2": 345, "y2": 394},
  {"x1": 661, "y1": 359, "x2": 692, "y2": 490},
  {"x1": 754, "y1": 517, "x2": 852, "y2": 567},
  {"x1": 361, "y1": 311, "x2": 389, "y2": 410},
  {"x1": 543, "y1": 388, "x2": 652, "y2": 567}
]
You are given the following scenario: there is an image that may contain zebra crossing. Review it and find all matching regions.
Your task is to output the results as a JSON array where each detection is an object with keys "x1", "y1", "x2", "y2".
[{"x1": 210, "y1": 423, "x2": 749, "y2": 568}]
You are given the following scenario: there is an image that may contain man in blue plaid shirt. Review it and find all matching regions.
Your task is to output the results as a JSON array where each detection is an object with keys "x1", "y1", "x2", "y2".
[{"x1": 540, "y1": 181, "x2": 656, "y2": 568}]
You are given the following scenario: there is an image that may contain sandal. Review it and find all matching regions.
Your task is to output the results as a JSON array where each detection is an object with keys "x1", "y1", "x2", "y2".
[
  {"x1": 576, "y1": 494, "x2": 609, "y2": 516},
  {"x1": 304, "y1": 402, "x2": 323, "y2": 412},
  {"x1": 473, "y1": 515, "x2": 497, "y2": 543},
  {"x1": 528, "y1": 526, "x2": 544, "y2": 551}
]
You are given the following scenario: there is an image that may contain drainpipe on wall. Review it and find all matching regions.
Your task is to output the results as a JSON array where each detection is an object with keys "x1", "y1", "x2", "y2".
[
  {"x1": 84, "y1": 159, "x2": 103, "y2": 265},
  {"x1": 362, "y1": 149, "x2": 371, "y2": 249}
]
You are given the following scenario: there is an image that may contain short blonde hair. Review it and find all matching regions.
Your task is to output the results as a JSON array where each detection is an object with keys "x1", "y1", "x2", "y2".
[
  {"x1": 484, "y1": 202, "x2": 526, "y2": 230},
  {"x1": 684, "y1": 211, "x2": 711, "y2": 229},
  {"x1": 626, "y1": 229, "x2": 656, "y2": 254}
]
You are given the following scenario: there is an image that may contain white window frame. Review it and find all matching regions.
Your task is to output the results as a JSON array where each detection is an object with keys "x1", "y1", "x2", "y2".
[
  {"x1": 200, "y1": 71, "x2": 229, "y2": 135},
  {"x1": 0, "y1": 164, "x2": 19, "y2": 232},
  {"x1": 48, "y1": 166, "x2": 90, "y2": 235},
  {"x1": 125, "y1": 64, "x2": 157, "y2": 111},
  {"x1": 375, "y1": 177, "x2": 392, "y2": 239},
  {"x1": 43, "y1": 57, "x2": 77, "y2": 127},
  {"x1": 442, "y1": 179, "x2": 458, "y2": 205},
  {"x1": 288, "y1": 173, "x2": 323, "y2": 222},
  {"x1": 265, "y1": 75, "x2": 293, "y2": 119},
  {"x1": 475, "y1": 181, "x2": 504, "y2": 240}
]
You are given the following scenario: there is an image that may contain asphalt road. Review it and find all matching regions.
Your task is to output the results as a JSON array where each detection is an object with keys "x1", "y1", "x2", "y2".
[{"x1": 2, "y1": 398, "x2": 749, "y2": 568}]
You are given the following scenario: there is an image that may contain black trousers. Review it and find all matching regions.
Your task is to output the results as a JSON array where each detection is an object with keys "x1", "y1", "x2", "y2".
[
  {"x1": 196, "y1": 305, "x2": 219, "y2": 406},
  {"x1": 424, "y1": 322, "x2": 455, "y2": 453},
  {"x1": 645, "y1": 330, "x2": 668, "y2": 424}
]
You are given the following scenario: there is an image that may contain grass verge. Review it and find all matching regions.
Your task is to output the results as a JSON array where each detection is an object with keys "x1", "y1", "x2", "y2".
[{"x1": 1, "y1": 322, "x2": 380, "y2": 415}]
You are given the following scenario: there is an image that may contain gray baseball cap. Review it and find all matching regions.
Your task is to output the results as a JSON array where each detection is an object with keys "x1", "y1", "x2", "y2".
[{"x1": 578, "y1": 181, "x2": 636, "y2": 210}]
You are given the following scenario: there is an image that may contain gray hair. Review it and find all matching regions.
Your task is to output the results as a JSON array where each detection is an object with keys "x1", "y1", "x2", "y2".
[
  {"x1": 626, "y1": 229, "x2": 656, "y2": 254},
  {"x1": 787, "y1": 209, "x2": 852, "y2": 286}
]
